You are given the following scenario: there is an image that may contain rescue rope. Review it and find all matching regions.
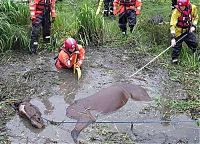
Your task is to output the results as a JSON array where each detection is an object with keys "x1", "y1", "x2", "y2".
[
  {"x1": 73, "y1": 53, "x2": 78, "y2": 74},
  {"x1": 42, "y1": 117, "x2": 200, "y2": 126},
  {"x1": 129, "y1": 33, "x2": 188, "y2": 77}
]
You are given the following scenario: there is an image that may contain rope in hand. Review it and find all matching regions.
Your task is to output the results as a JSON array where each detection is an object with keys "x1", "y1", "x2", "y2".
[{"x1": 129, "y1": 33, "x2": 188, "y2": 77}]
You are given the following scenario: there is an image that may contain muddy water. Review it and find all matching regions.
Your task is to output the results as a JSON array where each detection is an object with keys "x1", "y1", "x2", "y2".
[{"x1": 2, "y1": 48, "x2": 199, "y2": 143}]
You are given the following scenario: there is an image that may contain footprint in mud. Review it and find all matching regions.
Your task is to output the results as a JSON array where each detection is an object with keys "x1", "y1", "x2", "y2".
[{"x1": 65, "y1": 82, "x2": 151, "y2": 143}]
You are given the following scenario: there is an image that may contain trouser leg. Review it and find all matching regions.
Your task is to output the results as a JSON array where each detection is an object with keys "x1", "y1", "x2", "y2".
[
  {"x1": 30, "y1": 14, "x2": 43, "y2": 54},
  {"x1": 127, "y1": 9, "x2": 136, "y2": 33},
  {"x1": 42, "y1": 8, "x2": 51, "y2": 44},
  {"x1": 172, "y1": 34, "x2": 184, "y2": 61},
  {"x1": 104, "y1": 0, "x2": 109, "y2": 16},
  {"x1": 184, "y1": 32, "x2": 198, "y2": 53},
  {"x1": 109, "y1": 0, "x2": 114, "y2": 15},
  {"x1": 119, "y1": 12, "x2": 127, "y2": 34}
]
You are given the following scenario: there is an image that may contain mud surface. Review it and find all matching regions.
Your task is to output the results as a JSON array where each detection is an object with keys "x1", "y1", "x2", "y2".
[{"x1": 1, "y1": 47, "x2": 199, "y2": 143}]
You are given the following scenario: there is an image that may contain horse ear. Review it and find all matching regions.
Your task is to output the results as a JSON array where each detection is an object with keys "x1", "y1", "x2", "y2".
[{"x1": 13, "y1": 101, "x2": 21, "y2": 109}]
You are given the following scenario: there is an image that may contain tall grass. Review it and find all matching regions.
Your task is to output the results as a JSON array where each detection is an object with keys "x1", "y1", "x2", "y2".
[
  {"x1": 50, "y1": 1, "x2": 78, "y2": 50},
  {"x1": 76, "y1": 0, "x2": 103, "y2": 46},
  {"x1": 50, "y1": 0, "x2": 103, "y2": 50},
  {"x1": 0, "y1": 0, "x2": 30, "y2": 53}
]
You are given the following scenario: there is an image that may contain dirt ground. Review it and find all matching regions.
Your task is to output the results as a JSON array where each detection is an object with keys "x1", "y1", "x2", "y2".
[{"x1": 0, "y1": 46, "x2": 199, "y2": 143}]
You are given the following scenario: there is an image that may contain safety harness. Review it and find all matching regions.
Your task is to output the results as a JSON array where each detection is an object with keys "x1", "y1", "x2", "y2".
[
  {"x1": 55, "y1": 46, "x2": 79, "y2": 68},
  {"x1": 119, "y1": 0, "x2": 136, "y2": 6},
  {"x1": 176, "y1": 4, "x2": 192, "y2": 29},
  {"x1": 36, "y1": 0, "x2": 51, "y2": 11}
]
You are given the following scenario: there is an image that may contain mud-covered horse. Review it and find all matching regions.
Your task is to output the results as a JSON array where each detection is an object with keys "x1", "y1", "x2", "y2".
[
  {"x1": 14, "y1": 98, "x2": 45, "y2": 129},
  {"x1": 66, "y1": 83, "x2": 151, "y2": 143}
]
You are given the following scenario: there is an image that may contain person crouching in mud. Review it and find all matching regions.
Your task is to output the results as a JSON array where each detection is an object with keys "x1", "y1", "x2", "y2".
[{"x1": 55, "y1": 38, "x2": 85, "y2": 77}]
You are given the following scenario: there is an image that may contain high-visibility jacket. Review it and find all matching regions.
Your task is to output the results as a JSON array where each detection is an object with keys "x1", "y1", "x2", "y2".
[
  {"x1": 170, "y1": 4, "x2": 198, "y2": 37},
  {"x1": 55, "y1": 44, "x2": 85, "y2": 69},
  {"x1": 113, "y1": 0, "x2": 142, "y2": 15},
  {"x1": 29, "y1": 0, "x2": 56, "y2": 19}
]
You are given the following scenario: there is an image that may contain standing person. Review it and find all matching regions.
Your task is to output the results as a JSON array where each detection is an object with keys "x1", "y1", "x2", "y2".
[
  {"x1": 170, "y1": 0, "x2": 198, "y2": 64},
  {"x1": 104, "y1": 0, "x2": 114, "y2": 16},
  {"x1": 113, "y1": 0, "x2": 142, "y2": 35},
  {"x1": 29, "y1": 0, "x2": 56, "y2": 54},
  {"x1": 55, "y1": 38, "x2": 85, "y2": 79}
]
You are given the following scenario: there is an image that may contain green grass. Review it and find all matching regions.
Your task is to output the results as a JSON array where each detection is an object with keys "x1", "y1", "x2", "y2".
[
  {"x1": 0, "y1": 0, "x2": 30, "y2": 53},
  {"x1": 76, "y1": 0, "x2": 103, "y2": 46},
  {"x1": 154, "y1": 97, "x2": 200, "y2": 119}
]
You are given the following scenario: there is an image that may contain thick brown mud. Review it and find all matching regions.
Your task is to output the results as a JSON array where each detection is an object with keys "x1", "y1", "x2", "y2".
[{"x1": 1, "y1": 47, "x2": 199, "y2": 143}]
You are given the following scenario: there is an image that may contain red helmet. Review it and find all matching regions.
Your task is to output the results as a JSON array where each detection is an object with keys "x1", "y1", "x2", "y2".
[
  {"x1": 177, "y1": 0, "x2": 189, "y2": 6},
  {"x1": 64, "y1": 38, "x2": 77, "y2": 51}
]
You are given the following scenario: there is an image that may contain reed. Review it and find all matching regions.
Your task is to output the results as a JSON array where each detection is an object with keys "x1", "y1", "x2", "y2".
[
  {"x1": 0, "y1": 0, "x2": 29, "y2": 52},
  {"x1": 76, "y1": 0, "x2": 103, "y2": 46}
]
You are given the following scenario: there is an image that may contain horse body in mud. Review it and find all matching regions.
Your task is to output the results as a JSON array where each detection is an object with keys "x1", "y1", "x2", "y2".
[
  {"x1": 14, "y1": 98, "x2": 45, "y2": 129},
  {"x1": 66, "y1": 83, "x2": 151, "y2": 143}
]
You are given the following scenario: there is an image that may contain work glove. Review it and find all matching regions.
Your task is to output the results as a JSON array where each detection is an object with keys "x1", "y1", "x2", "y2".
[
  {"x1": 171, "y1": 38, "x2": 176, "y2": 47},
  {"x1": 189, "y1": 26, "x2": 196, "y2": 33},
  {"x1": 51, "y1": 17, "x2": 55, "y2": 23}
]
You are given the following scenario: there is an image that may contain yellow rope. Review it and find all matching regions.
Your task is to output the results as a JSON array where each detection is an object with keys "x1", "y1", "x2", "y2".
[
  {"x1": 73, "y1": 53, "x2": 77, "y2": 74},
  {"x1": 96, "y1": 0, "x2": 104, "y2": 15}
]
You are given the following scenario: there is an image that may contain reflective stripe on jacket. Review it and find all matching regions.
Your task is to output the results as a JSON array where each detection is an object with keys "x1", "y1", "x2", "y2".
[
  {"x1": 113, "y1": 0, "x2": 141, "y2": 15},
  {"x1": 56, "y1": 44, "x2": 85, "y2": 69},
  {"x1": 170, "y1": 4, "x2": 198, "y2": 37},
  {"x1": 29, "y1": 0, "x2": 56, "y2": 19}
]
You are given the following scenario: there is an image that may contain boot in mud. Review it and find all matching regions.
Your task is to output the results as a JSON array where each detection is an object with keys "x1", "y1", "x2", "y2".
[
  {"x1": 171, "y1": 58, "x2": 178, "y2": 65},
  {"x1": 122, "y1": 31, "x2": 127, "y2": 36},
  {"x1": 29, "y1": 41, "x2": 38, "y2": 54},
  {"x1": 43, "y1": 36, "x2": 51, "y2": 44},
  {"x1": 130, "y1": 27, "x2": 133, "y2": 33}
]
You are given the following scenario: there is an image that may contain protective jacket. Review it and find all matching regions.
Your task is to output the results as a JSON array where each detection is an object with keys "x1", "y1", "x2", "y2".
[
  {"x1": 29, "y1": 0, "x2": 56, "y2": 19},
  {"x1": 55, "y1": 44, "x2": 85, "y2": 69},
  {"x1": 113, "y1": 0, "x2": 142, "y2": 15},
  {"x1": 170, "y1": 4, "x2": 198, "y2": 37}
]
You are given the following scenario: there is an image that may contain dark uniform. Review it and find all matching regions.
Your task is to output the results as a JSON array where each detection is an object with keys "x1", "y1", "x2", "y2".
[
  {"x1": 113, "y1": 0, "x2": 142, "y2": 34},
  {"x1": 104, "y1": 0, "x2": 114, "y2": 16},
  {"x1": 172, "y1": 0, "x2": 177, "y2": 10},
  {"x1": 29, "y1": 0, "x2": 56, "y2": 54}
]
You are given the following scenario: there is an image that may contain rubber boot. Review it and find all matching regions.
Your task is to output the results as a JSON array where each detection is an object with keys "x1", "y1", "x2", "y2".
[
  {"x1": 43, "y1": 36, "x2": 51, "y2": 44},
  {"x1": 29, "y1": 41, "x2": 38, "y2": 54},
  {"x1": 130, "y1": 28, "x2": 133, "y2": 33}
]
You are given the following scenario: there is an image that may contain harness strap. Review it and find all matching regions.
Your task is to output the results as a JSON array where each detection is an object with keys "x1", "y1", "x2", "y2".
[{"x1": 176, "y1": 4, "x2": 192, "y2": 29}]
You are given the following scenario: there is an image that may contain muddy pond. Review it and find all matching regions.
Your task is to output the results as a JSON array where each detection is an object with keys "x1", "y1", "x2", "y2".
[{"x1": 1, "y1": 47, "x2": 199, "y2": 143}]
